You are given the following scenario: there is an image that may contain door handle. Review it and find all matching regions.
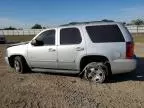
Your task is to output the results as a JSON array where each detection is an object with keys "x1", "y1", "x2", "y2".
[
  {"x1": 76, "y1": 47, "x2": 84, "y2": 51},
  {"x1": 48, "y1": 48, "x2": 56, "y2": 52}
]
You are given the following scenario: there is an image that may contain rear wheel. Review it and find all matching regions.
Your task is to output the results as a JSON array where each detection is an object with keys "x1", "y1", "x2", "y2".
[
  {"x1": 14, "y1": 56, "x2": 29, "y2": 73},
  {"x1": 83, "y1": 62, "x2": 108, "y2": 83}
]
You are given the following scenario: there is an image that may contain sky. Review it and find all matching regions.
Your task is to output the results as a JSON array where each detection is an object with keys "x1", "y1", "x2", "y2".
[{"x1": 0, "y1": 0, "x2": 144, "y2": 28}]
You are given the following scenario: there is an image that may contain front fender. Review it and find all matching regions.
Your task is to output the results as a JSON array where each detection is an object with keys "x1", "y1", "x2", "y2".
[{"x1": 7, "y1": 44, "x2": 30, "y2": 66}]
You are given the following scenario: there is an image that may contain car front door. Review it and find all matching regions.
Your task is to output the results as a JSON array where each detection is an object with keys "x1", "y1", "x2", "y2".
[{"x1": 27, "y1": 29, "x2": 57, "y2": 69}]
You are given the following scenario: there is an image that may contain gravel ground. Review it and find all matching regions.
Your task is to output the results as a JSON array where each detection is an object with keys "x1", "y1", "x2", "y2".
[{"x1": 0, "y1": 44, "x2": 144, "y2": 108}]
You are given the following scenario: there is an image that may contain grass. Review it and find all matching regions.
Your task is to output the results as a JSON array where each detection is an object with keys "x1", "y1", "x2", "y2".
[
  {"x1": 5, "y1": 35, "x2": 35, "y2": 42},
  {"x1": 4, "y1": 33, "x2": 144, "y2": 43},
  {"x1": 132, "y1": 33, "x2": 144, "y2": 37},
  {"x1": 133, "y1": 36, "x2": 144, "y2": 43},
  {"x1": 132, "y1": 33, "x2": 144, "y2": 43}
]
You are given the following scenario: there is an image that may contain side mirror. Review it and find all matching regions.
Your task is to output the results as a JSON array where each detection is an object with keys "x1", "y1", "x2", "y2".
[
  {"x1": 31, "y1": 39, "x2": 44, "y2": 46},
  {"x1": 31, "y1": 39, "x2": 36, "y2": 46}
]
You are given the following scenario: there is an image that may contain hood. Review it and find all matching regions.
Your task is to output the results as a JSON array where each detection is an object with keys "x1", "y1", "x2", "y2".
[{"x1": 7, "y1": 41, "x2": 29, "y2": 48}]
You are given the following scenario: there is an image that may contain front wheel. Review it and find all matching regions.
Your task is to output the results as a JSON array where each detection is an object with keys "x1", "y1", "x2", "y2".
[
  {"x1": 14, "y1": 56, "x2": 29, "y2": 73},
  {"x1": 83, "y1": 62, "x2": 108, "y2": 83}
]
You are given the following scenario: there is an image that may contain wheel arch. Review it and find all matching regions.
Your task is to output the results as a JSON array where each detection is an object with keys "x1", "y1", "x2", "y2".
[
  {"x1": 8, "y1": 55, "x2": 29, "y2": 68},
  {"x1": 79, "y1": 55, "x2": 112, "y2": 75}
]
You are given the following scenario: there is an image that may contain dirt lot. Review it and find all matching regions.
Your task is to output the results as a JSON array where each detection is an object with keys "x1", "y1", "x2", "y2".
[{"x1": 0, "y1": 44, "x2": 144, "y2": 108}]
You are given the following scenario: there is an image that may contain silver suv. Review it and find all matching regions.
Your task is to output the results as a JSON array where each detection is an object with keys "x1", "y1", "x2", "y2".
[{"x1": 5, "y1": 22, "x2": 137, "y2": 83}]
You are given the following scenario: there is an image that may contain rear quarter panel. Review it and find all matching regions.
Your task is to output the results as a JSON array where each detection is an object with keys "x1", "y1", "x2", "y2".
[{"x1": 79, "y1": 24, "x2": 127, "y2": 71}]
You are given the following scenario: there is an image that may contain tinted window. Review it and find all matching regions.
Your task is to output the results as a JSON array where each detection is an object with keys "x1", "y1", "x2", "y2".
[
  {"x1": 36, "y1": 30, "x2": 55, "y2": 45},
  {"x1": 60, "y1": 28, "x2": 82, "y2": 45},
  {"x1": 86, "y1": 25, "x2": 125, "y2": 43}
]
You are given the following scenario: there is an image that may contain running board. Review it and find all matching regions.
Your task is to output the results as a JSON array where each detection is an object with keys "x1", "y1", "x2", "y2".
[{"x1": 31, "y1": 68, "x2": 79, "y2": 74}]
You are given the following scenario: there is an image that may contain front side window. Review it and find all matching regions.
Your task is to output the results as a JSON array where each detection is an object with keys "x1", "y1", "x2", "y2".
[
  {"x1": 36, "y1": 30, "x2": 55, "y2": 45},
  {"x1": 60, "y1": 28, "x2": 82, "y2": 45}
]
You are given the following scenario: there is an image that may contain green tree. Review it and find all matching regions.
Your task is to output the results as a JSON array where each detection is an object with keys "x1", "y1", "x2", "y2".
[
  {"x1": 31, "y1": 24, "x2": 42, "y2": 29},
  {"x1": 131, "y1": 19, "x2": 144, "y2": 35},
  {"x1": 101, "y1": 19, "x2": 114, "y2": 22},
  {"x1": 131, "y1": 19, "x2": 144, "y2": 25},
  {"x1": 4, "y1": 26, "x2": 17, "y2": 30},
  {"x1": 42, "y1": 27, "x2": 46, "y2": 29}
]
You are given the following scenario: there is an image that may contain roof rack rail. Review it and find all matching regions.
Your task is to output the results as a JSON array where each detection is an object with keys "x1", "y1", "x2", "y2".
[{"x1": 60, "y1": 20, "x2": 114, "y2": 26}]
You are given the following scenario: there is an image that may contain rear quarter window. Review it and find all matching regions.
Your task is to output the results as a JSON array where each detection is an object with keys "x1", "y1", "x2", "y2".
[{"x1": 86, "y1": 25, "x2": 125, "y2": 43}]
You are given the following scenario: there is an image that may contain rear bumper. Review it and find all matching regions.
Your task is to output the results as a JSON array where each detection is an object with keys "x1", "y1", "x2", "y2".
[{"x1": 111, "y1": 57, "x2": 137, "y2": 74}]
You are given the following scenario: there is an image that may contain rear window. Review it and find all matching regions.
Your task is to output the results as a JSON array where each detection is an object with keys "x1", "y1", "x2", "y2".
[{"x1": 86, "y1": 25, "x2": 125, "y2": 43}]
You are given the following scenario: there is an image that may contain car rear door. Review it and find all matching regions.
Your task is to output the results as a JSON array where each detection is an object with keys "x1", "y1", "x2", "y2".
[{"x1": 57, "y1": 27, "x2": 86, "y2": 70}]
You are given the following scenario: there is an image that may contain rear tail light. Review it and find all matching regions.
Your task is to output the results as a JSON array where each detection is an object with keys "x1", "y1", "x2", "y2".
[{"x1": 126, "y1": 42, "x2": 134, "y2": 59}]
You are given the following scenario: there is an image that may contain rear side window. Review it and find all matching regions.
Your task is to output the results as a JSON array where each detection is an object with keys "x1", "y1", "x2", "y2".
[
  {"x1": 60, "y1": 28, "x2": 82, "y2": 45},
  {"x1": 86, "y1": 25, "x2": 125, "y2": 43}
]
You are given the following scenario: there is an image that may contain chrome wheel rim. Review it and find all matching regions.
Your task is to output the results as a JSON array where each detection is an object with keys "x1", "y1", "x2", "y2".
[
  {"x1": 14, "y1": 60, "x2": 21, "y2": 72},
  {"x1": 85, "y1": 63, "x2": 106, "y2": 83}
]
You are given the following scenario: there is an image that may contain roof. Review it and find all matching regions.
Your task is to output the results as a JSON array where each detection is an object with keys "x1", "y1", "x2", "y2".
[
  {"x1": 42, "y1": 21, "x2": 122, "y2": 31},
  {"x1": 59, "y1": 21, "x2": 121, "y2": 27},
  {"x1": 58, "y1": 21, "x2": 123, "y2": 28}
]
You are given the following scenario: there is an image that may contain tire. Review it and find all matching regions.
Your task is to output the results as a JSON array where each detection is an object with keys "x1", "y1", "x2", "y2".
[
  {"x1": 14, "y1": 56, "x2": 29, "y2": 73},
  {"x1": 83, "y1": 62, "x2": 108, "y2": 83}
]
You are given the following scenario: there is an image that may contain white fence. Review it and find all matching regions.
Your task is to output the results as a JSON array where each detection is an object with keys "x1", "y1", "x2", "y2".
[
  {"x1": 127, "y1": 26, "x2": 144, "y2": 33},
  {"x1": 0, "y1": 25, "x2": 144, "y2": 36},
  {"x1": 0, "y1": 29, "x2": 43, "y2": 36}
]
